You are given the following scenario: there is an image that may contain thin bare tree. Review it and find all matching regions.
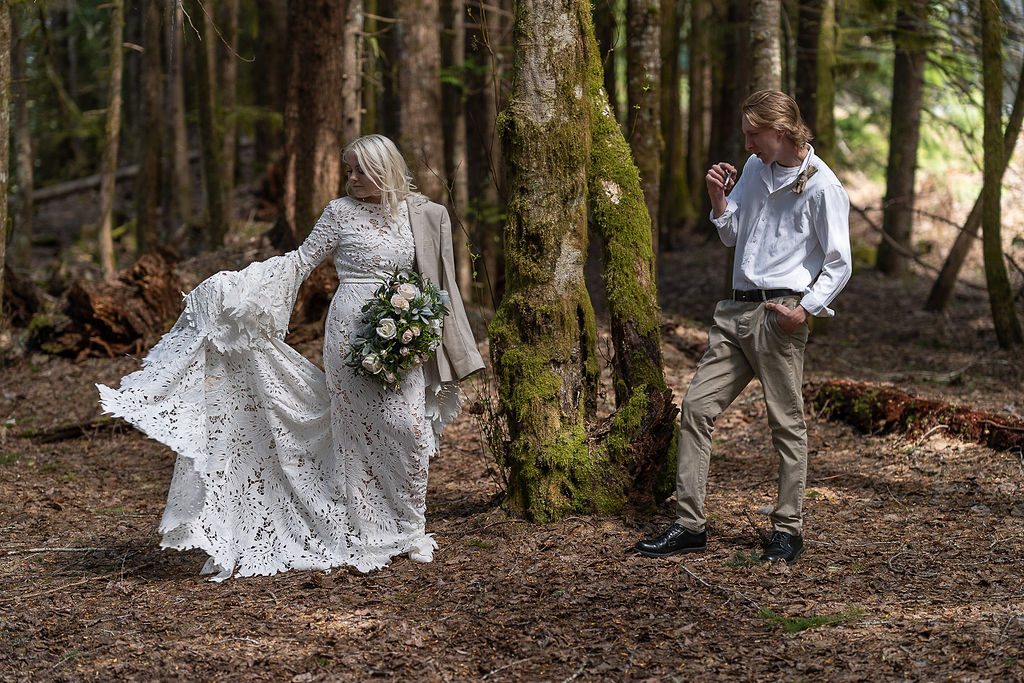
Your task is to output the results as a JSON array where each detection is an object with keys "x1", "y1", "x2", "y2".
[{"x1": 98, "y1": 0, "x2": 125, "y2": 279}]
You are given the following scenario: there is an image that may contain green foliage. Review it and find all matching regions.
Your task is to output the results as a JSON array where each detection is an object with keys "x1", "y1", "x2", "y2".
[
  {"x1": 725, "y1": 551, "x2": 764, "y2": 568},
  {"x1": 759, "y1": 607, "x2": 864, "y2": 633}
]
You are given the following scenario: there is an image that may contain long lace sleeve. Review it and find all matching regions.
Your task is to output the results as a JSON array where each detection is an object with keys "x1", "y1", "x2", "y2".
[{"x1": 295, "y1": 199, "x2": 352, "y2": 280}]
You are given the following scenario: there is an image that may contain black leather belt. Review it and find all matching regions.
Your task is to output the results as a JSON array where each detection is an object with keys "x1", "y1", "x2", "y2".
[{"x1": 732, "y1": 288, "x2": 801, "y2": 302}]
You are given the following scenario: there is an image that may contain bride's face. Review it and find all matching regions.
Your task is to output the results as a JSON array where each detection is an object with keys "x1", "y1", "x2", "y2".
[{"x1": 344, "y1": 152, "x2": 382, "y2": 202}]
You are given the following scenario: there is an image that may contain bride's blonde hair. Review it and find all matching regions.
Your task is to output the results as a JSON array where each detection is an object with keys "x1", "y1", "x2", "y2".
[{"x1": 342, "y1": 134, "x2": 417, "y2": 214}]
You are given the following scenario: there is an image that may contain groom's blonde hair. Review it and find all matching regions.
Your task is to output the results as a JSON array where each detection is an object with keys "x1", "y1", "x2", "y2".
[
  {"x1": 342, "y1": 134, "x2": 417, "y2": 213},
  {"x1": 742, "y1": 90, "x2": 813, "y2": 148}
]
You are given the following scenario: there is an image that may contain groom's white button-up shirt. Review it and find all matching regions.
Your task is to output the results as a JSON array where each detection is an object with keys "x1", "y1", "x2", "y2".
[{"x1": 711, "y1": 145, "x2": 853, "y2": 317}]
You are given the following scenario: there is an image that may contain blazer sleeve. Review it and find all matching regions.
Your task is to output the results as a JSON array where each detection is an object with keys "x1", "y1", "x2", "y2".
[{"x1": 436, "y1": 206, "x2": 485, "y2": 381}]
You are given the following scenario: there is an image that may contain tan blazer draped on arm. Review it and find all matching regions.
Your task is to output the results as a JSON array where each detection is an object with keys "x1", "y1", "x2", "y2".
[{"x1": 407, "y1": 195, "x2": 485, "y2": 384}]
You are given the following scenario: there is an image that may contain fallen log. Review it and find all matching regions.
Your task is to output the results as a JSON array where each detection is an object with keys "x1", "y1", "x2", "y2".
[{"x1": 806, "y1": 379, "x2": 1024, "y2": 451}]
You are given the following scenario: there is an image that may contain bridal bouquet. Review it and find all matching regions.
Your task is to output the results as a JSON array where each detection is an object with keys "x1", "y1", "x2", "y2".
[{"x1": 346, "y1": 269, "x2": 450, "y2": 391}]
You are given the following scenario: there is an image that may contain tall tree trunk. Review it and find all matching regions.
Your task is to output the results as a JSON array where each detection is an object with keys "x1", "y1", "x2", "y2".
[
  {"x1": 186, "y1": 0, "x2": 227, "y2": 248},
  {"x1": 795, "y1": 0, "x2": 820, "y2": 134},
  {"x1": 687, "y1": 0, "x2": 711, "y2": 230},
  {"x1": 813, "y1": 0, "x2": 836, "y2": 165},
  {"x1": 626, "y1": 0, "x2": 662, "y2": 253},
  {"x1": 586, "y1": 14, "x2": 678, "y2": 509},
  {"x1": 490, "y1": 0, "x2": 598, "y2": 522},
  {"x1": 98, "y1": 0, "x2": 125, "y2": 279},
  {"x1": 0, "y1": 2, "x2": 9, "y2": 325},
  {"x1": 658, "y1": 0, "x2": 689, "y2": 249},
  {"x1": 749, "y1": 0, "x2": 782, "y2": 91},
  {"x1": 467, "y1": 0, "x2": 507, "y2": 305},
  {"x1": 980, "y1": 0, "x2": 1023, "y2": 347},
  {"x1": 594, "y1": 0, "x2": 621, "y2": 124},
  {"x1": 876, "y1": 0, "x2": 928, "y2": 277},
  {"x1": 219, "y1": 0, "x2": 239, "y2": 222},
  {"x1": 37, "y1": 3, "x2": 87, "y2": 174},
  {"x1": 166, "y1": 0, "x2": 192, "y2": 235},
  {"x1": 276, "y1": 0, "x2": 346, "y2": 249},
  {"x1": 362, "y1": 0, "x2": 379, "y2": 135},
  {"x1": 397, "y1": 0, "x2": 446, "y2": 201},
  {"x1": 925, "y1": 57, "x2": 1024, "y2": 312},
  {"x1": 342, "y1": 0, "x2": 364, "y2": 144},
  {"x1": 254, "y1": 0, "x2": 287, "y2": 170},
  {"x1": 10, "y1": 4, "x2": 33, "y2": 271},
  {"x1": 136, "y1": 0, "x2": 164, "y2": 252},
  {"x1": 447, "y1": 0, "x2": 474, "y2": 300}
]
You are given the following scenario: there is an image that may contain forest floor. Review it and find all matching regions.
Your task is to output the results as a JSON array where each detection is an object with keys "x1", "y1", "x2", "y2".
[{"x1": 2, "y1": 183, "x2": 1024, "y2": 681}]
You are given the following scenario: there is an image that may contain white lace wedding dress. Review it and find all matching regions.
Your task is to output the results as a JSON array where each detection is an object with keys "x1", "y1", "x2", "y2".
[{"x1": 98, "y1": 197, "x2": 457, "y2": 580}]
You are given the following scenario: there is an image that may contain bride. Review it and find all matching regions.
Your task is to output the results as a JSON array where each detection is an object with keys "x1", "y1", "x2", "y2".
[{"x1": 99, "y1": 135, "x2": 484, "y2": 580}]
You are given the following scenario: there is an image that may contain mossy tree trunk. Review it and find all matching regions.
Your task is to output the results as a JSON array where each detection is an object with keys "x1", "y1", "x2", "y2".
[
  {"x1": 980, "y1": 0, "x2": 1023, "y2": 348},
  {"x1": 585, "y1": 15, "x2": 678, "y2": 510},
  {"x1": 489, "y1": 0, "x2": 676, "y2": 521},
  {"x1": 490, "y1": 0, "x2": 599, "y2": 522},
  {"x1": 626, "y1": 0, "x2": 662, "y2": 252}
]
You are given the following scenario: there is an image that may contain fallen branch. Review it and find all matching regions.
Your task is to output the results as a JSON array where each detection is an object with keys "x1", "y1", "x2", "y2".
[
  {"x1": 806, "y1": 379, "x2": 1024, "y2": 451},
  {"x1": 5, "y1": 546, "x2": 109, "y2": 556},
  {"x1": 2, "y1": 562, "x2": 155, "y2": 603},
  {"x1": 18, "y1": 418, "x2": 122, "y2": 443},
  {"x1": 678, "y1": 563, "x2": 761, "y2": 609}
]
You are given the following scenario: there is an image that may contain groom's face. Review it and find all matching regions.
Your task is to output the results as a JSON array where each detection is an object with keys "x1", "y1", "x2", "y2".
[{"x1": 742, "y1": 117, "x2": 786, "y2": 165}]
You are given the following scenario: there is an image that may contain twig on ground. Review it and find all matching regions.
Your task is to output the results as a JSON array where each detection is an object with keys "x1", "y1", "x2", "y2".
[
  {"x1": 561, "y1": 662, "x2": 588, "y2": 683},
  {"x1": 743, "y1": 511, "x2": 771, "y2": 545},
  {"x1": 916, "y1": 424, "x2": 949, "y2": 444},
  {"x1": 482, "y1": 657, "x2": 532, "y2": 680},
  {"x1": 678, "y1": 563, "x2": 761, "y2": 610},
  {"x1": 4, "y1": 546, "x2": 109, "y2": 556},
  {"x1": 1, "y1": 562, "x2": 155, "y2": 603}
]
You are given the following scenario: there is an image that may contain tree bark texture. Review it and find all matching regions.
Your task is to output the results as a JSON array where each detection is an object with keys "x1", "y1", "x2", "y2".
[
  {"x1": 136, "y1": 0, "x2": 164, "y2": 252},
  {"x1": 254, "y1": 0, "x2": 287, "y2": 170},
  {"x1": 447, "y1": 0, "x2": 474, "y2": 301},
  {"x1": 593, "y1": 0, "x2": 622, "y2": 126},
  {"x1": 219, "y1": 0, "x2": 239, "y2": 221},
  {"x1": 166, "y1": 0, "x2": 193, "y2": 233},
  {"x1": 626, "y1": 0, "x2": 662, "y2": 251},
  {"x1": 185, "y1": 0, "x2": 227, "y2": 248},
  {"x1": 0, "y1": 2, "x2": 9, "y2": 325},
  {"x1": 586, "y1": 17, "x2": 678, "y2": 509},
  {"x1": 278, "y1": 0, "x2": 346, "y2": 249},
  {"x1": 876, "y1": 0, "x2": 928, "y2": 277},
  {"x1": 749, "y1": 0, "x2": 782, "y2": 92},
  {"x1": 980, "y1": 0, "x2": 1023, "y2": 347},
  {"x1": 98, "y1": 0, "x2": 125, "y2": 279},
  {"x1": 490, "y1": 0, "x2": 598, "y2": 522},
  {"x1": 342, "y1": 0, "x2": 364, "y2": 144},
  {"x1": 686, "y1": 0, "x2": 711, "y2": 231},
  {"x1": 658, "y1": 0, "x2": 690, "y2": 248},
  {"x1": 10, "y1": 4, "x2": 34, "y2": 271},
  {"x1": 925, "y1": 57, "x2": 1024, "y2": 312},
  {"x1": 397, "y1": 0, "x2": 446, "y2": 201}
]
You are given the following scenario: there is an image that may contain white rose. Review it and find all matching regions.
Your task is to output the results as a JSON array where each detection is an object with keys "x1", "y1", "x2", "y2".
[
  {"x1": 384, "y1": 371, "x2": 397, "y2": 383},
  {"x1": 401, "y1": 329, "x2": 415, "y2": 344},
  {"x1": 429, "y1": 318, "x2": 442, "y2": 334},
  {"x1": 400, "y1": 347, "x2": 411, "y2": 356},
  {"x1": 361, "y1": 353, "x2": 383, "y2": 374},
  {"x1": 376, "y1": 318, "x2": 397, "y2": 339},
  {"x1": 390, "y1": 293, "x2": 410, "y2": 311},
  {"x1": 398, "y1": 283, "x2": 420, "y2": 301},
  {"x1": 411, "y1": 325, "x2": 421, "y2": 337}
]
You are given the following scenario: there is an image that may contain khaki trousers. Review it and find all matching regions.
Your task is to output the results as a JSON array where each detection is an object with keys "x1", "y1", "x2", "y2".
[{"x1": 675, "y1": 295, "x2": 810, "y2": 537}]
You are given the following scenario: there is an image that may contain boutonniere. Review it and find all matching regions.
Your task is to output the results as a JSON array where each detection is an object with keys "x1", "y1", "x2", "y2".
[{"x1": 792, "y1": 165, "x2": 818, "y2": 194}]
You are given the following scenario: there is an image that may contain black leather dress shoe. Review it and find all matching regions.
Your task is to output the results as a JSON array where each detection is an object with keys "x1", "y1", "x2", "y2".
[
  {"x1": 760, "y1": 531, "x2": 804, "y2": 564},
  {"x1": 634, "y1": 523, "x2": 707, "y2": 558}
]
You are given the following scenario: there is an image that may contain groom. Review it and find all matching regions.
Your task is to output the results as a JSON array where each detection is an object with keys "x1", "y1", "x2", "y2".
[{"x1": 635, "y1": 90, "x2": 852, "y2": 564}]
